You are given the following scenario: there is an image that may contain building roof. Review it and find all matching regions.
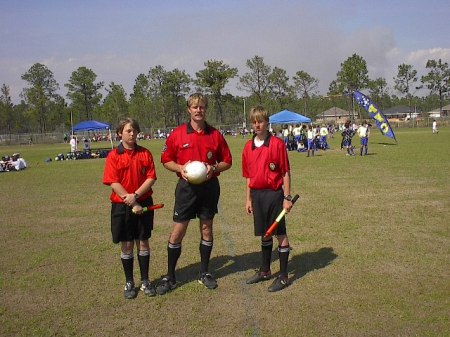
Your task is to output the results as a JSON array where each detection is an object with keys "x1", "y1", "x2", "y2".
[
  {"x1": 383, "y1": 105, "x2": 411, "y2": 115},
  {"x1": 320, "y1": 107, "x2": 351, "y2": 117}
]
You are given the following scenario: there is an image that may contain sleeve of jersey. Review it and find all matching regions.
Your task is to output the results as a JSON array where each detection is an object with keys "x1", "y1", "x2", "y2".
[
  {"x1": 161, "y1": 133, "x2": 176, "y2": 164},
  {"x1": 278, "y1": 140, "x2": 290, "y2": 174},
  {"x1": 145, "y1": 151, "x2": 157, "y2": 180},
  {"x1": 241, "y1": 142, "x2": 250, "y2": 178},
  {"x1": 218, "y1": 133, "x2": 233, "y2": 164},
  {"x1": 102, "y1": 151, "x2": 119, "y2": 185}
]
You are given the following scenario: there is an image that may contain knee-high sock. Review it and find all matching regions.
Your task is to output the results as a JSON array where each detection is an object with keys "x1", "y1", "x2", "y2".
[
  {"x1": 199, "y1": 239, "x2": 213, "y2": 274},
  {"x1": 261, "y1": 239, "x2": 273, "y2": 272},
  {"x1": 278, "y1": 245, "x2": 290, "y2": 277},
  {"x1": 121, "y1": 252, "x2": 134, "y2": 283},
  {"x1": 167, "y1": 242, "x2": 181, "y2": 280},
  {"x1": 138, "y1": 250, "x2": 150, "y2": 281}
]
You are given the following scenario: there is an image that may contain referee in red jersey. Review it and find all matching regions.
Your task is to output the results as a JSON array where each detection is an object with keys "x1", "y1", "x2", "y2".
[
  {"x1": 242, "y1": 106, "x2": 294, "y2": 292},
  {"x1": 103, "y1": 118, "x2": 157, "y2": 299},
  {"x1": 158, "y1": 93, "x2": 232, "y2": 295}
]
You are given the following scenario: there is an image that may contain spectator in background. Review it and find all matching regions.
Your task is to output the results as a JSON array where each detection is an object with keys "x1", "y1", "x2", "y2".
[
  {"x1": 342, "y1": 121, "x2": 356, "y2": 156},
  {"x1": 70, "y1": 136, "x2": 77, "y2": 152},
  {"x1": 10, "y1": 153, "x2": 27, "y2": 170},
  {"x1": 307, "y1": 125, "x2": 315, "y2": 157},
  {"x1": 292, "y1": 124, "x2": 301, "y2": 147},
  {"x1": 432, "y1": 119, "x2": 438, "y2": 134},
  {"x1": 319, "y1": 124, "x2": 329, "y2": 150},
  {"x1": 83, "y1": 138, "x2": 91, "y2": 151},
  {"x1": 357, "y1": 121, "x2": 370, "y2": 156}
]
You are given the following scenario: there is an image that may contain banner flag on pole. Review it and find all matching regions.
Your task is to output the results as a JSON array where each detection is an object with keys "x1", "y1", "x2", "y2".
[{"x1": 353, "y1": 91, "x2": 397, "y2": 142}]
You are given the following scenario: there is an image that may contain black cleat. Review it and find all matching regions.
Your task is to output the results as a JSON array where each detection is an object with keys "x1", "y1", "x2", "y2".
[
  {"x1": 198, "y1": 272, "x2": 218, "y2": 290},
  {"x1": 124, "y1": 281, "x2": 137, "y2": 299},
  {"x1": 156, "y1": 276, "x2": 177, "y2": 295},
  {"x1": 268, "y1": 276, "x2": 289, "y2": 292},
  {"x1": 140, "y1": 280, "x2": 156, "y2": 297},
  {"x1": 246, "y1": 270, "x2": 272, "y2": 284}
]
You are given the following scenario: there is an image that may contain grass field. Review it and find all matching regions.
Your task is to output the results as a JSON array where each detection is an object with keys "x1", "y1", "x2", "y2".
[{"x1": 0, "y1": 128, "x2": 449, "y2": 337}]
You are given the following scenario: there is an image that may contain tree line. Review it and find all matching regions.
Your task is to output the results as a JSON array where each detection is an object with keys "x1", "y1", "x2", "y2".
[{"x1": 0, "y1": 54, "x2": 449, "y2": 135}]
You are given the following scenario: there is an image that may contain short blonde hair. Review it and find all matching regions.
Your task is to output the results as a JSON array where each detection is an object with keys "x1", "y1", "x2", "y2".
[
  {"x1": 249, "y1": 105, "x2": 269, "y2": 123},
  {"x1": 187, "y1": 93, "x2": 208, "y2": 109}
]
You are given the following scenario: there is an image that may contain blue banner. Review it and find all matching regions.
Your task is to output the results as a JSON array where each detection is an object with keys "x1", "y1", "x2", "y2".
[{"x1": 353, "y1": 91, "x2": 397, "y2": 142}]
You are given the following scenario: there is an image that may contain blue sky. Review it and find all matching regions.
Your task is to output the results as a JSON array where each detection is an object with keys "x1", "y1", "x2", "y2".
[{"x1": 1, "y1": 0, "x2": 449, "y2": 102}]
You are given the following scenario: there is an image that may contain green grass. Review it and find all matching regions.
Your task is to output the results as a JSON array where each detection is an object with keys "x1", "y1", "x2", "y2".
[{"x1": 0, "y1": 128, "x2": 449, "y2": 336}]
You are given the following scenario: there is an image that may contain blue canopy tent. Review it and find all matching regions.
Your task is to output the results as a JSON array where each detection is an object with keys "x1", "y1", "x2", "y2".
[
  {"x1": 269, "y1": 109, "x2": 311, "y2": 124},
  {"x1": 72, "y1": 120, "x2": 113, "y2": 149}
]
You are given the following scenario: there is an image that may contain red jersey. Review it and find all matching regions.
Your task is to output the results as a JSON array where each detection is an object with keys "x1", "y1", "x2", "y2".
[
  {"x1": 103, "y1": 143, "x2": 156, "y2": 203},
  {"x1": 242, "y1": 133, "x2": 290, "y2": 190},
  {"x1": 161, "y1": 122, "x2": 232, "y2": 178}
]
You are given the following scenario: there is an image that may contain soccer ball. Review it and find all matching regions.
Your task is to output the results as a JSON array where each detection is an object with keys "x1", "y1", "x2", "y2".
[{"x1": 185, "y1": 161, "x2": 207, "y2": 184}]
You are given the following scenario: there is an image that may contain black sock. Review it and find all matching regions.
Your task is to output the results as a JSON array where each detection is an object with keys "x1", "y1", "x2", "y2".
[
  {"x1": 121, "y1": 252, "x2": 134, "y2": 283},
  {"x1": 199, "y1": 239, "x2": 213, "y2": 274},
  {"x1": 167, "y1": 242, "x2": 181, "y2": 281},
  {"x1": 278, "y1": 245, "x2": 290, "y2": 277},
  {"x1": 261, "y1": 239, "x2": 273, "y2": 272},
  {"x1": 138, "y1": 250, "x2": 150, "y2": 281}
]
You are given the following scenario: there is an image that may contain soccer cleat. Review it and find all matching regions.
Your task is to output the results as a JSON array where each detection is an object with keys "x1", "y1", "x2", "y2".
[
  {"x1": 155, "y1": 276, "x2": 177, "y2": 295},
  {"x1": 140, "y1": 280, "x2": 156, "y2": 297},
  {"x1": 198, "y1": 272, "x2": 218, "y2": 290},
  {"x1": 124, "y1": 281, "x2": 137, "y2": 299},
  {"x1": 268, "y1": 276, "x2": 289, "y2": 292},
  {"x1": 246, "y1": 270, "x2": 272, "y2": 284}
]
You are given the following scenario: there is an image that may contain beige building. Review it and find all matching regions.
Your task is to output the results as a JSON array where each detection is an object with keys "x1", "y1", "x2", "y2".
[
  {"x1": 427, "y1": 104, "x2": 450, "y2": 118},
  {"x1": 316, "y1": 107, "x2": 352, "y2": 123}
]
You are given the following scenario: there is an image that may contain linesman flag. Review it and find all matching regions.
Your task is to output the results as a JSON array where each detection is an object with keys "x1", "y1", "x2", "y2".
[{"x1": 353, "y1": 91, "x2": 397, "y2": 142}]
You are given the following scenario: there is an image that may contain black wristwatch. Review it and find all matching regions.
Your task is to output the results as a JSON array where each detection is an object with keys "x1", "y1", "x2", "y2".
[{"x1": 284, "y1": 195, "x2": 292, "y2": 201}]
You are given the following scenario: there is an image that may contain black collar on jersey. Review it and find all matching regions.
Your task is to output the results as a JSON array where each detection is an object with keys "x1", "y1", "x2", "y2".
[
  {"x1": 186, "y1": 122, "x2": 212, "y2": 135},
  {"x1": 251, "y1": 132, "x2": 272, "y2": 150},
  {"x1": 117, "y1": 141, "x2": 139, "y2": 154}
]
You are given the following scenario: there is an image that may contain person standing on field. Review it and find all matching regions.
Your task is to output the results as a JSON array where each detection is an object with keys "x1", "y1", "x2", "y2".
[
  {"x1": 342, "y1": 121, "x2": 355, "y2": 156},
  {"x1": 242, "y1": 106, "x2": 294, "y2": 292},
  {"x1": 306, "y1": 124, "x2": 315, "y2": 157},
  {"x1": 70, "y1": 136, "x2": 77, "y2": 153},
  {"x1": 103, "y1": 118, "x2": 158, "y2": 299},
  {"x1": 357, "y1": 120, "x2": 370, "y2": 156},
  {"x1": 432, "y1": 119, "x2": 438, "y2": 134},
  {"x1": 158, "y1": 93, "x2": 232, "y2": 295}
]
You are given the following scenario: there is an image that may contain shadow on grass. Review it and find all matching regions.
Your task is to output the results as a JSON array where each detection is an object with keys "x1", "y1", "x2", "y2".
[
  {"x1": 164, "y1": 246, "x2": 337, "y2": 288},
  {"x1": 287, "y1": 247, "x2": 337, "y2": 284},
  {"x1": 376, "y1": 142, "x2": 396, "y2": 146}
]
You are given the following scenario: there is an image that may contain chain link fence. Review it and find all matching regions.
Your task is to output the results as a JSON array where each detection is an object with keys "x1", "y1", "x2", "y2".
[{"x1": 0, "y1": 123, "x2": 245, "y2": 146}]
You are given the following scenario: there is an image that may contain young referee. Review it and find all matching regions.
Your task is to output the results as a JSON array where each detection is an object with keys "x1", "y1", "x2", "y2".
[
  {"x1": 103, "y1": 118, "x2": 158, "y2": 299},
  {"x1": 242, "y1": 106, "x2": 294, "y2": 292}
]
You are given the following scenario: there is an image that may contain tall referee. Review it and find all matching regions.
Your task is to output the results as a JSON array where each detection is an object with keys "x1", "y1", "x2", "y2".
[{"x1": 158, "y1": 93, "x2": 232, "y2": 295}]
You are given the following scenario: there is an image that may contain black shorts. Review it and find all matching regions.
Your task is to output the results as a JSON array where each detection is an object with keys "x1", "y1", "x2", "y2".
[
  {"x1": 173, "y1": 177, "x2": 220, "y2": 222},
  {"x1": 250, "y1": 189, "x2": 286, "y2": 237},
  {"x1": 110, "y1": 197, "x2": 154, "y2": 244}
]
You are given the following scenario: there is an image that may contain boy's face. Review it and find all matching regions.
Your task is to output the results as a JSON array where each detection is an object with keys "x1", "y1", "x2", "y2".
[
  {"x1": 251, "y1": 118, "x2": 268, "y2": 136},
  {"x1": 119, "y1": 123, "x2": 137, "y2": 148}
]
